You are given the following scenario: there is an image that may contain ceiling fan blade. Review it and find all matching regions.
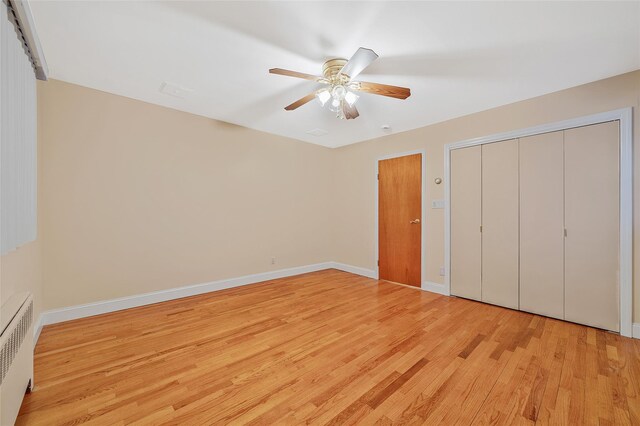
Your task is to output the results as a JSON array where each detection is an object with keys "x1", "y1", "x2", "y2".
[
  {"x1": 284, "y1": 93, "x2": 316, "y2": 110},
  {"x1": 269, "y1": 68, "x2": 321, "y2": 81},
  {"x1": 339, "y1": 47, "x2": 378, "y2": 80},
  {"x1": 353, "y1": 81, "x2": 411, "y2": 100},
  {"x1": 343, "y1": 103, "x2": 359, "y2": 120}
]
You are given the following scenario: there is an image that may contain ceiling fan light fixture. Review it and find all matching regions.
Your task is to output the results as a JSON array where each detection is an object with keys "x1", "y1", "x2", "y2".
[
  {"x1": 329, "y1": 97, "x2": 341, "y2": 112},
  {"x1": 316, "y1": 88, "x2": 331, "y2": 106},
  {"x1": 331, "y1": 85, "x2": 346, "y2": 101},
  {"x1": 344, "y1": 91, "x2": 359, "y2": 107}
]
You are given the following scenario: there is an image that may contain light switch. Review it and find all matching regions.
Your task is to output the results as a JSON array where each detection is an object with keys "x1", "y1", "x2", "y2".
[{"x1": 431, "y1": 199, "x2": 445, "y2": 209}]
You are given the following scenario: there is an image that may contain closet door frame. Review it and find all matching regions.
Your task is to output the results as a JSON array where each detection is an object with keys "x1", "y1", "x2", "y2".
[{"x1": 444, "y1": 108, "x2": 633, "y2": 337}]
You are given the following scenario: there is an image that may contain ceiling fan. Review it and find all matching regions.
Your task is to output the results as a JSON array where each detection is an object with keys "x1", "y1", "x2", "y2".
[{"x1": 269, "y1": 47, "x2": 411, "y2": 120}]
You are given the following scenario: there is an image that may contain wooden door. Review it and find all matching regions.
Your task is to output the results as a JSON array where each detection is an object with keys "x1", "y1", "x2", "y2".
[
  {"x1": 450, "y1": 146, "x2": 482, "y2": 300},
  {"x1": 564, "y1": 122, "x2": 619, "y2": 332},
  {"x1": 519, "y1": 131, "x2": 565, "y2": 320},
  {"x1": 481, "y1": 139, "x2": 519, "y2": 309},
  {"x1": 378, "y1": 153, "x2": 422, "y2": 287}
]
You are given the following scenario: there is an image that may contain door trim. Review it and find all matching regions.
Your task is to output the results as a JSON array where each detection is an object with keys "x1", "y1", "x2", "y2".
[
  {"x1": 444, "y1": 107, "x2": 633, "y2": 337},
  {"x1": 375, "y1": 150, "x2": 427, "y2": 288}
]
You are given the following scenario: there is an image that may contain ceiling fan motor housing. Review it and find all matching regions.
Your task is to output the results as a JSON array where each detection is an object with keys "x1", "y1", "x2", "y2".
[{"x1": 322, "y1": 58, "x2": 349, "y2": 80}]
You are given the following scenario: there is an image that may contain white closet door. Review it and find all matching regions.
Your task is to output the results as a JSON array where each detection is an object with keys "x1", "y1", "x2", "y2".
[
  {"x1": 564, "y1": 122, "x2": 619, "y2": 332},
  {"x1": 450, "y1": 146, "x2": 482, "y2": 301},
  {"x1": 519, "y1": 131, "x2": 565, "y2": 319},
  {"x1": 481, "y1": 139, "x2": 519, "y2": 309}
]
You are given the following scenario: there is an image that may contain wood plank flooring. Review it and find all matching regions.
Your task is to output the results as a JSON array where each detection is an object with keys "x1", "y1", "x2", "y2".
[{"x1": 17, "y1": 269, "x2": 640, "y2": 425}]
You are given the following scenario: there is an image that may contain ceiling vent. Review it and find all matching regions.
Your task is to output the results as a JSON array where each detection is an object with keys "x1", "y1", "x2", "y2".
[
  {"x1": 159, "y1": 81, "x2": 193, "y2": 98},
  {"x1": 306, "y1": 128, "x2": 328, "y2": 137}
]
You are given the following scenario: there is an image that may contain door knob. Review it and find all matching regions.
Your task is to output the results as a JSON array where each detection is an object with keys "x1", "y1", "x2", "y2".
[{"x1": 410, "y1": 219, "x2": 420, "y2": 224}]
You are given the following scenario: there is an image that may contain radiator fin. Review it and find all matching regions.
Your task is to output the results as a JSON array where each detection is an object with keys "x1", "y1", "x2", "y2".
[{"x1": 0, "y1": 299, "x2": 33, "y2": 385}]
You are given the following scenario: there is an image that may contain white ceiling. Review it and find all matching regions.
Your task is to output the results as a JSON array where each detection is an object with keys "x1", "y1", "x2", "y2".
[{"x1": 30, "y1": 1, "x2": 640, "y2": 148}]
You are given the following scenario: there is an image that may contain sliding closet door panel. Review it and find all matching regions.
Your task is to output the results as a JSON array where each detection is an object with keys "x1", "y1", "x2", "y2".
[
  {"x1": 519, "y1": 131, "x2": 565, "y2": 319},
  {"x1": 481, "y1": 139, "x2": 519, "y2": 309},
  {"x1": 564, "y1": 122, "x2": 619, "y2": 332},
  {"x1": 450, "y1": 146, "x2": 482, "y2": 301}
]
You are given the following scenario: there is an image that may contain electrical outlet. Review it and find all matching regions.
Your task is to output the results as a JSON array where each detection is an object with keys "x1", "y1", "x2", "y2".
[
  {"x1": 439, "y1": 266, "x2": 445, "y2": 276},
  {"x1": 271, "y1": 257, "x2": 276, "y2": 265}
]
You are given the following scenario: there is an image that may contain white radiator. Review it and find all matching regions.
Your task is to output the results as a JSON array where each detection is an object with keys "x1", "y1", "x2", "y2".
[{"x1": 0, "y1": 292, "x2": 34, "y2": 426}]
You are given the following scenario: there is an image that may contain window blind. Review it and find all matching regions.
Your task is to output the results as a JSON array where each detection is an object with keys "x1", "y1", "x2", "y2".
[{"x1": 0, "y1": 1, "x2": 37, "y2": 255}]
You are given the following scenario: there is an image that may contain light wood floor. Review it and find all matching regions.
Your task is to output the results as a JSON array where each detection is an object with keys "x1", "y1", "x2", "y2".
[{"x1": 18, "y1": 269, "x2": 640, "y2": 425}]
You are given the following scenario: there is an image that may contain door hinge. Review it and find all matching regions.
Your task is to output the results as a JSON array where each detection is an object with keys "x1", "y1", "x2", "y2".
[
  {"x1": 564, "y1": 228, "x2": 567, "y2": 237},
  {"x1": 377, "y1": 260, "x2": 379, "y2": 266},
  {"x1": 377, "y1": 173, "x2": 379, "y2": 180},
  {"x1": 480, "y1": 225, "x2": 483, "y2": 233}
]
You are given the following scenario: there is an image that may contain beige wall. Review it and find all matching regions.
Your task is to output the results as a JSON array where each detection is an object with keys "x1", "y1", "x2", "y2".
[
  {"x1": 332, "y1": 70, "x2": 640, "y2": 321},
  {"x1": 38, "y1": 80, "x2": 334, "y2": 310},
  {"x1": 35, "y1": 71, "x2": 640, "y2": 324}
]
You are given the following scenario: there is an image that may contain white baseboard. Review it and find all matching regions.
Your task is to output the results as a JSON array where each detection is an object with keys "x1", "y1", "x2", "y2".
[
  {"x1": 32, "y1": 265, "x2": 639, "y2": 342},
  {"x1": 37, "y1": 262, "x2": 379, "y2": 329},
  {"x1": 33, "y1": 314, "x2": 43, "y2": 346},
  {"x1": 422, "y1": 281, "x2": 448, "y2": 296},
  {"x1": 331, "y1": 264, "x2": 449, "y2": 297},
  {"x1": 40, "y1": 262, "x2": 334, "y2": 327},
  {"x1": 330, "y1": 262, "x2": 377, "y2": 279}
]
